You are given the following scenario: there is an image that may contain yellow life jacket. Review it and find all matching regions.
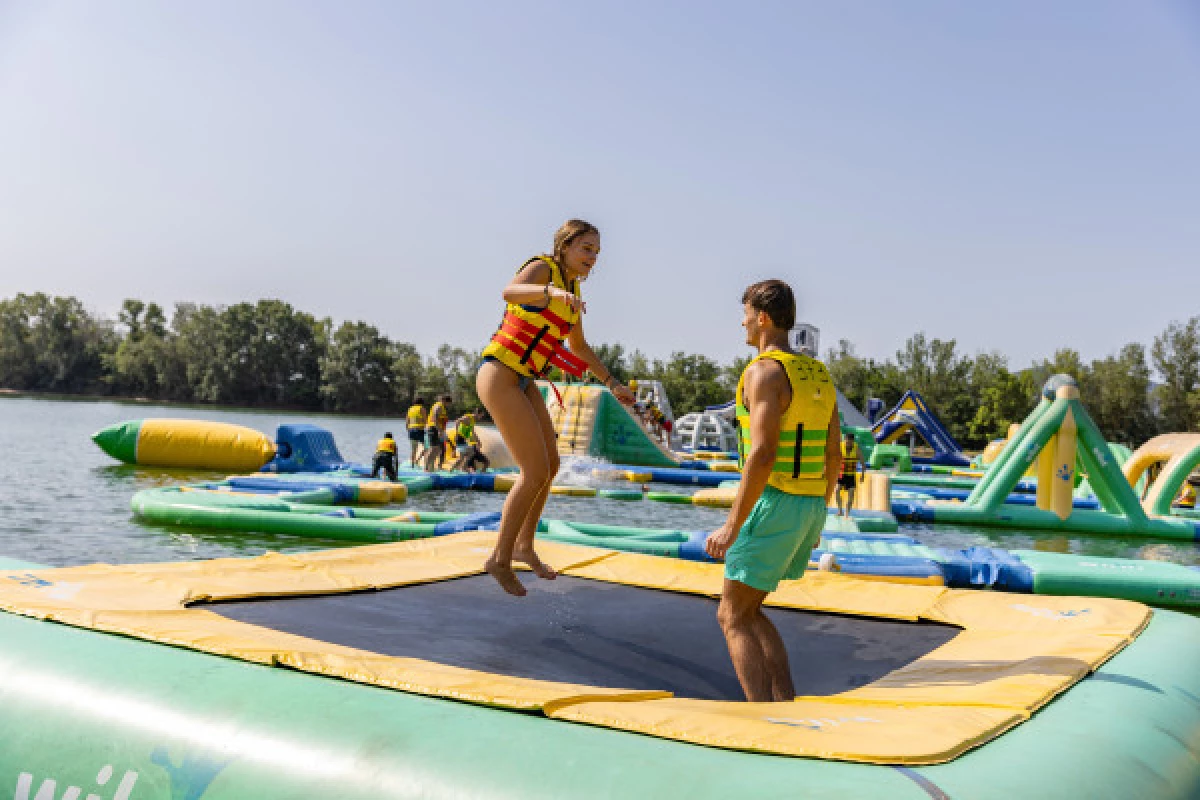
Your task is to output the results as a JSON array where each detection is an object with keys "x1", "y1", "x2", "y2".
[
  {"x1": 736, "y1": 350, "x2": 837, "y2": 497},
  {"x1": 427, "y1": 401, "x2": 448, "y2": 431},
  {"x1": 375, "y1": 437, "x2": 397, "y2": 455},
  {"x1": 406, "y1": 404, "x2": 426, "y2": 428},
  {"x1": 841, "y1": 439, "x2": 860, "y2": 477},
  {"x1": 480, "y1": 256, "x2": 585, "y2": 378},
  {"x1": 456, "y1": 415, "x2": 475, "y2": 443}
]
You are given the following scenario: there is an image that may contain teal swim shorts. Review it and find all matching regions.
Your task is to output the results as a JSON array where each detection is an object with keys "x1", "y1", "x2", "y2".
[{"x1": 724, "y1": 486, "x2": 826, "y2": 593}]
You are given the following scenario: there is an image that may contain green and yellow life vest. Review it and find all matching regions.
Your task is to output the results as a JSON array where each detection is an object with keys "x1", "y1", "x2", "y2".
[
  {"x1": 736, "y1": 350, "x2": 837, "y2": 497},
  {"x1": 456, "y1": 415, "x2": 475, "y2": 444}
]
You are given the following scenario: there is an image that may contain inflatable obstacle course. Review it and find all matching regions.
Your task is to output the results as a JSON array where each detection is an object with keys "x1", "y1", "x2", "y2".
[
  {"x1": 872, "y1": 390, "x2": 970, "y2": 467},
  {"x1": 544, "y1": 382, "x2": 678, "y2": 468},
  {"x1": 1124, "y1": 433, "x2": 1200, "y2": 517},
  {"x1": 900, "y1": 375, "x2": 1200, "y2": 540},
  {"x1": 92, "y1": 418, "x2": 276, "y2": 471}
]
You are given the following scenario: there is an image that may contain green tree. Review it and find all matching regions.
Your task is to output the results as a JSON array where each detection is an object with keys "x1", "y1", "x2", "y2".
[
  {"x1": 320, "y1": 321, "x2": 397, "y2": 413},
  {"x1": 0, "y1": 295, "x2": 37, "y2": 388},
  {"x1": 170, "y1": 303, "x2": 226, "y2": 403},
  {"x1": 1029, "y1": 348, "x2": 1089, "y2": 390},
  {"x1": 968, "y1": 368, "x2": 1035, "y2": 444},
  {"x1": 4, "y1": 293, "x2": 115, "y2": 393},
  {"x1": 111, "y1": 299, "x2": 171, "y2": 398},
  {"x1": 421, "y1": 345, "x2": 482, "y2": 412},
  {"x1": 591, "y1": 343, "x2": 630, "y2": 384},
  {"x1": 1152, "y1": 317, "x2": 1200, "y2": 432},
  {"x1": 651, "y1": 352, "x2": 727, "y2": 414},
  {"x1": 896, "y1": 333, "x2": 973, "y2": 444},
  {"x1": 390, "y1": 342, "x2": 424, "y2": 407},
  {"x1": 1083, "y1": 344, "x2": 1155, "y2": 444}
]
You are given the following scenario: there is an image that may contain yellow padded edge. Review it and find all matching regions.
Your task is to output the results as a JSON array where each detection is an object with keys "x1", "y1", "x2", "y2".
[
  {"x1": 0, "y1": 532, "x2": 1150, "y2": 765},
  {"x1": 692, "y1": 486, "x2": 736, "y2": 508}
]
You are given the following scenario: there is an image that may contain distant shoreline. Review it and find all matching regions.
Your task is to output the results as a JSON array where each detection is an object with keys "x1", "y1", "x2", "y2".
[{"x1": 0, "y1": 388, "x2": 406, "y2": 421}]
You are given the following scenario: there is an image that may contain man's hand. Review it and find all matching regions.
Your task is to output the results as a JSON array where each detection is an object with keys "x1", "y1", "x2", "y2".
[{"x1": 705, "y1": 523, "x2": 738, "y2": 561}]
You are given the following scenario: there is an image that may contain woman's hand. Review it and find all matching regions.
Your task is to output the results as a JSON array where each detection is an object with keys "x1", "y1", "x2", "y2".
[
  {"x1": 611, "y1": 383, "x2": 635, "y2": 405},
  {"x1": 551, "y1": 287, "x2": 586, "y2": 314}
]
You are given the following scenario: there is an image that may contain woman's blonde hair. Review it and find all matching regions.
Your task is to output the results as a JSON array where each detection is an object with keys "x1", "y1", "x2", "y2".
[{"x1": 552, "y1": 219, "x2": 600, "y2": 266}]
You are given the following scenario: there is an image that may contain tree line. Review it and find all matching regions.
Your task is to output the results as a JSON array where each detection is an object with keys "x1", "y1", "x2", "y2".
[{"x1": 0, "y1": 292, "x2": 1196, "y2": 448}]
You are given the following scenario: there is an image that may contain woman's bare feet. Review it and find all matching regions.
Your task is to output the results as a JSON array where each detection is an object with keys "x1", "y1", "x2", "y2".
[
  {"x1": 484, "y1": 558, "x2": 527, "y2": 596},
  {"x1": 514, "y1": 547, "x2": 557, "y2": 580}
]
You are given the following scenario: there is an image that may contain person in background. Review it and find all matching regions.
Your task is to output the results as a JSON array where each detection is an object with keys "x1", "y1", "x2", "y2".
[
  {"x1": 405, "y1": 397, "x2": 427, "y2": 467},
  {"x1": 371, "y1": 431, "x2": 399, "y2": 482},
  {"x1": 1178, "y1": 477, "x2": 1197, "y2": 508},
  {"x1": 836, "y1": 430, "x2": 862, "y2": 517},
  {"x1": 423, "y1": 394, "x2": 452, "y2": 472},
  {"x1": 660, "y1": 412, "x2": 674, "y2": 447},
  {"x1": 452, "y1": 410, "x2": 491, "y2": 473},
  {"x1": 705, "y1": 279, "x2": 841, "y2": 702}
]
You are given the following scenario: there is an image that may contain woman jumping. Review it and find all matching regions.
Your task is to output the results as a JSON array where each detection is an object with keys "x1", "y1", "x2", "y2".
[{"x1": 477, "y1": 219, "x2": 635, "y2": 596}]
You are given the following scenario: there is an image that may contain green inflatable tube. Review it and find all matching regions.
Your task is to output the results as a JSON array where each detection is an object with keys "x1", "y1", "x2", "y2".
[{"x1": 645, "y1": 491, "x2": 695, "y2": 505}]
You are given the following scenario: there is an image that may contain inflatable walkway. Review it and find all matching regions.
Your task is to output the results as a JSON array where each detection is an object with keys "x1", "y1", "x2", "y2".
[
  {"x1": 872, "y1": 390, "x2": 970, "y2": 467},
  {"x1": 542, "y1": 382, "x2": 678, "y2": 468}
]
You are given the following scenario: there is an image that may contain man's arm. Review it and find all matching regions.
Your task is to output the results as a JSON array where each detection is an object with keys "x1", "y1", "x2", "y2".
[
  {"x1": 824, "y1": 409, "x2": 843, "y2": 506},
  {"x1": 705, "y1": 361, "x2": 787, "y2": 560}
]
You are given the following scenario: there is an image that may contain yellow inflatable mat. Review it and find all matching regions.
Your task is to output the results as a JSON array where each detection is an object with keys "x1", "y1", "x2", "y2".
[{"x1": 0, "y1": 532, "x2": 1149, "y2": 764}]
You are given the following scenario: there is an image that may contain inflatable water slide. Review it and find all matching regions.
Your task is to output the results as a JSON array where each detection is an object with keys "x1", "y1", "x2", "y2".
[
  {"x1": 542, "y1": 382, "x2": 678, "y2": 468},
  {"x1": 872, "y1": 390, "x2": 971, "y2": 467}
]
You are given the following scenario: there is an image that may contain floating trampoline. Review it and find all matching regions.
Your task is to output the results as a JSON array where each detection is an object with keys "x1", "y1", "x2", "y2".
[{"x1": 215, "y1": 574, "x2": 958, "y2": 702}]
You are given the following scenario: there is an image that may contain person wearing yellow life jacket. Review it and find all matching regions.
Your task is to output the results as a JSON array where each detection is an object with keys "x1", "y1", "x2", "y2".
[
  {"x1": 705, "y1": 279, "x2": 842, "y2": 702},
  {"x1": 451, "y1": 411, "x2": 491, "y2": 473},
  {"x1": 476, "y1": 220, "x2": 636, "y2": 596},
  {"x1": 422, "y1": 394, "x2": 452, "y2": 473},
  {"x1": 371, "y1": 432, "x2": 399, "y2": 482},
  {"x1": 405, "y1": 397, "x2": 427, "y2": 467},
  {"x1": 836, "y1": 431, "x2": 862, "y2": 517},
  {"x1": 1179, "y1": 479, "x2": 1198, "y2": 508}
]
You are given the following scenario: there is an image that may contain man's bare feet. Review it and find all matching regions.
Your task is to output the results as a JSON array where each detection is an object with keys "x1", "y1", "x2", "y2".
[
  {"x1": 484, "y1": 558, "x2": 527, "y2": 596},
  {"x1": 514, "y1": 548, "x2": 557, "y2": 580}
]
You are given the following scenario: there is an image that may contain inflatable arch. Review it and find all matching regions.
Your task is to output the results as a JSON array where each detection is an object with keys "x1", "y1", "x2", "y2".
[{"x1": 1124, "y1": 433, "x2": 1200, "y2": 517}]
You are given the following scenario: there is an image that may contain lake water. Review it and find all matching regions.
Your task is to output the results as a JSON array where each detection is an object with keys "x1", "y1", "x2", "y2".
[{"x1": 1, "y1": 394, "x2": 1196, "y2": 569}]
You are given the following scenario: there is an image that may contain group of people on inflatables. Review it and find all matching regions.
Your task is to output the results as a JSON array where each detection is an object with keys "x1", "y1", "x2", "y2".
[
  {"x1": 467, "y1": 219, "x2": 847, "y2": 701},
  {"x1": 371, "y1": 398, "x2": 490, "y2": 481}
]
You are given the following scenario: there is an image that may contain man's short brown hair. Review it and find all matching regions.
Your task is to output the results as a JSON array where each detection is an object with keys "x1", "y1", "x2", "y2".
[{"x1": 741, "y1": 279, "x2": 795, "y2": 331}]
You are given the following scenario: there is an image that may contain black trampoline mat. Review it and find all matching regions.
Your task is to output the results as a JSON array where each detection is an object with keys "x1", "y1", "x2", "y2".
[{"x1": 211, "y1": 574, "x2": 959, "y2": 701}]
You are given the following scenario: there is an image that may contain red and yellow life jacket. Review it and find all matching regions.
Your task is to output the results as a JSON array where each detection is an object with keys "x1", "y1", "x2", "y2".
[{"x1": 481, "y1": 256, "x2": 588, "y2": 379}]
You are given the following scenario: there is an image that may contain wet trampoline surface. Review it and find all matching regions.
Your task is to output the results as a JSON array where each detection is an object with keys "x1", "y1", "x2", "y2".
[{"x1": 212, "y1": 574, "x2": 960, "y2": 701}]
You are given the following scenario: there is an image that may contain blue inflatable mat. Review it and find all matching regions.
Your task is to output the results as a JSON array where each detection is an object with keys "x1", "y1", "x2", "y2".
[{"x1": 433, "y1": 511, "x2": 502, "y2": 535}]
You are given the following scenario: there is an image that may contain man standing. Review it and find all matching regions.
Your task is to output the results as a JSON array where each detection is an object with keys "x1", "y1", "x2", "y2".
[
  {"x1": 837, "y1": 430, "x2": 861, "y2": 517},
  {"x1": 405, "y1": 397, "x2": 427, "y2": 468},
  {"x1": 705, "y1": 280, "x2": 842, "y2": 702},
  {"x1": 423, "y1": 394, "x2": 452, "y2": 472}
]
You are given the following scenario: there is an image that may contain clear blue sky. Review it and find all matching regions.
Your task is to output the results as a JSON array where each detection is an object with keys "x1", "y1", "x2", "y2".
[{"x1": 1, "y1": 1, "x2": 1197, "y2": 371}]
